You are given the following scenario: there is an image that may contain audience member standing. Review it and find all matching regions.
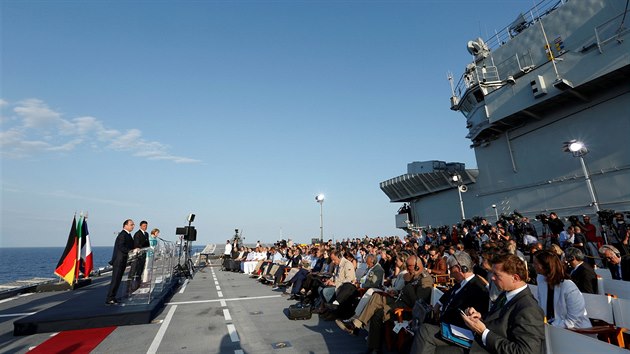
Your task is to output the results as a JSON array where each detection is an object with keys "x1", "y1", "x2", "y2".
[
  {"x1": 106, "y1": 219, "x2": 135, "y2": 304},
  {"x1": 547, "y1": 212, "x2": 565, "y2": 246}
]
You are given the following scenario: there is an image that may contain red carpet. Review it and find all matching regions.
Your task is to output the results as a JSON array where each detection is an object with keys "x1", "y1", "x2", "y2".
[{"x1": 28, "y1": 326, "x2": 116, "y2": 354}]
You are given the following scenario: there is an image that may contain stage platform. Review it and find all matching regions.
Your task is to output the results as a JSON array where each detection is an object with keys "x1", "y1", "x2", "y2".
[{"x1": 13, "y1": 276, "x2": 179, "y2": 336}]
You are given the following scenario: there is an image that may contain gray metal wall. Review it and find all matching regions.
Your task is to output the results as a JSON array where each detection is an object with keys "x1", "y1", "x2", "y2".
[{"x1": 411, "y1": 87, "x2": 630, "y2": 227}]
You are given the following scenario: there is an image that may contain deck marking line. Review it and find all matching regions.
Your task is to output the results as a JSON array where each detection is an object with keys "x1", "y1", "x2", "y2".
[
  {"x1": 179, "y1": 279, "x2": 189, "y2": 294},
  {"x1": 166, "y1": 294, "x2": 281, "y2": 306},
  {"x1": 216, "y1": 285, "x2": 221, "y2": 291},
  {"x1": 220, "y1": 300, "x2": 227, "y2": 307},
  {"x1": 0, "y1": 312, "x2": 36, "y2": 318},
  {"x1": 223, "y1": 308, "x2": 232, "y2": 321},
  {"x1": 218, "y1": 291, "x2": 223, "y2": 297},
  {"x1": 0, "y1": 293, "x2": 34, "y2": 304},
  {"x1": 227, "y1": 324, "x2": 240, "y2": 342},
  {"x1": 147, "y1": 304, "x2": 177, "y2": 354}
]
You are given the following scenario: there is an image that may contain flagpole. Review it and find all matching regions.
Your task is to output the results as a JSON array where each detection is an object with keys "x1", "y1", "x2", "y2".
[{"x1": 75, "y1": 212, "x2": 83, "y2": 286}]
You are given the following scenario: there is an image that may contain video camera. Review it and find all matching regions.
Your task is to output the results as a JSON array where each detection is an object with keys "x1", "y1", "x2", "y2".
[
  {"x1": 597, "y1": 210, "x2": 615, "y2": 225},
  {"x1": 567, "y1": 215, "x2": 580, "y2": 226},
  {"x1": 535, "y1": 213, "x2": 549, "y2": 224}
]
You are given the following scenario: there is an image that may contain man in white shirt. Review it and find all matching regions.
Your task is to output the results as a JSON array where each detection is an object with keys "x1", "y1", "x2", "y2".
[{"x1": 222, "y1": 240, "x2": 233, "y2": 270}]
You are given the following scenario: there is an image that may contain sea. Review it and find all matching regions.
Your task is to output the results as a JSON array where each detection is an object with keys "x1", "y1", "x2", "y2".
[{"x1": 0, "y1": 245, "x2": 206, "y2": 285}]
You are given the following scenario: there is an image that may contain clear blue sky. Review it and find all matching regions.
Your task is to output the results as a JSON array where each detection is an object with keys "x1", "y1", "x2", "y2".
[{"x1": 1, "y1": 0, "x2": 528, "y2": 247}]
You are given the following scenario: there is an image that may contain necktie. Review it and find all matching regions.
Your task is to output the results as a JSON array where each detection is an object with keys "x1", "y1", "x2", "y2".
[
  {"x1": 444, "y1": 282, "x2": 462, "y2": 310},
  {"x1": 491, "y1": 292, "x2": 507, "y2": 313}
]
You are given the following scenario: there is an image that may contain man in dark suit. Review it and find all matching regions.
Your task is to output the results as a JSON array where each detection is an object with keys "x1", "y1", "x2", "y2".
[
  {"x1": 106, "y1": 219, "x2": 135, "y2": 304},
  {"x1": 461, "y1": 254, "x2": 545, "y2": 354},
  {"x1": 129, "y1": 220, "x2": 149, "y2": 290},
  {"x1": 411, "y1": 252, "x2": 490, "y2": 354},
  {"x1": 599, "y1": 245, "x2": 630, "y2": 281},
  {"x1": 565, "y1": 247, "x2": 598, "y2": 294}
]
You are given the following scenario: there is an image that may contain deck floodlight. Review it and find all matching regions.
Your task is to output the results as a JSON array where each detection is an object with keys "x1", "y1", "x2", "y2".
[
  {"x1": 563, "y1": 139, "x2": 600, "y2": 214},
  {"x1": 563, "y1": 139, "x2": 588, "y2": 157},
  {"x1": 315, "y1": 194, "x2": 325, "y2": 243}
]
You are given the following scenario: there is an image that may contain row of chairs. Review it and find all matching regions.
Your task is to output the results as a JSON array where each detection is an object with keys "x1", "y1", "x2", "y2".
[
  {"x1": 595, "y1": 268, "x2": 630, "y2": 299},
  {"x1": 386, "y1": 282, "x2": 630, "y2": 353},
  {"x1": 528, "y1": 282, "x2": 630, "y2": 349}
]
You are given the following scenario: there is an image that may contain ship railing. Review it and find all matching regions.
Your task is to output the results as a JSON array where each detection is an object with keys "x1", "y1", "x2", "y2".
[
  {"x1": 595, "y1": 8, "x2": 630, "y2": 53},
  {"x1": 451, "y1": 64, "x2": 500, "y2": 109},
  {"x1": 451, "y1": 0, "x2": 565, "y2": 109},
  {"x1": 484, "y1": 0, "x2": 564, "y2": 51}
]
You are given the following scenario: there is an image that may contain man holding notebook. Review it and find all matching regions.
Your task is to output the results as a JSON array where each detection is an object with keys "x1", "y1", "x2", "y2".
[
  {"x1": 411, "y1": 252, "x2": 489, "y2": 354},
  {"x1": 460, "y1": 254, "x2": 545, "y2": 354}
]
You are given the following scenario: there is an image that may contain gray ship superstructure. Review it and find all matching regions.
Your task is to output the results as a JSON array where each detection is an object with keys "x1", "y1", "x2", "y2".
[{"x1": 381, "y1": 0, "x2": 630, "y2": 227}]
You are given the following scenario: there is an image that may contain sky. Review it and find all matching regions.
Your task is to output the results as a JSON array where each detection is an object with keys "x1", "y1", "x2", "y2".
[{"x1": 1, "y1": 0, "x2": 530, "y2": 247}]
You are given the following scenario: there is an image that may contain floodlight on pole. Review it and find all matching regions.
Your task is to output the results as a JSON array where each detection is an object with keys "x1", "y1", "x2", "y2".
[
  {"x1": 562, "y1": 140, "x2": 599, "y2": 212},
  {"x1": 492, "y1": 204, "x2": 499, "y2": 222},
  {"x1": 315, "y1": 194, "x2": 325, "y2": 243},
  {"x1": 451, "y1": 173, "x2": 466, "y2": 221}
]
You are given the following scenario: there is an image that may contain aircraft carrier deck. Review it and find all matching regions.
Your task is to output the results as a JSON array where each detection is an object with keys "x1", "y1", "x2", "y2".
[{"x1": 0, "y1": 259, "x2": 375, "y2": 354}]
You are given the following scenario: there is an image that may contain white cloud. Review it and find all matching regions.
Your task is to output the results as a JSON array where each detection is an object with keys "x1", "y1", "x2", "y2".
[
  {"x1": 0, "y1": 98, "x2": 200, "y2": 163},
  {"x1": 14, "y1": 98, "x2": 63, "y2": 130}
]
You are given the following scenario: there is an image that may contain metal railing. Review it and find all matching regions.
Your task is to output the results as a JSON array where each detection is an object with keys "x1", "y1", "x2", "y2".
[{"x1": 595, "y1": 8, "x2": 630, "y2": 53}]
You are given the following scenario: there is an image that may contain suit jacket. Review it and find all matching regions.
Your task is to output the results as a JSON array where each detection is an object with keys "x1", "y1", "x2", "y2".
[
  {"x1": 439, "y1": 275, "x2": 489, "y2": 328},
  {"x1": 570, "y1": 262, "x2": 598, "y2": 294},
  {"x1": 398, "y1": 271, "x2": 434, "y2": 308},
  {"x1": 536, "y1": 275, "x2": 591, "y2": 329},
  {"x1": 608, "y1": 255, "x2": 630, "y2": 281},
  {"x1": 333, "y1": 257, "x2": 356, "y2": 289},
  {"x1": 134, "y1": 229, "x2": 150, "y2": 249},
  {"x1": 476, "y1": 287, "x2": 545, "y2": 354},
  {"x1": 361, "y1": 263, "x2": 384, "y2": 289},
  {"x1": 110, "y1": 230, "x2": 134, "y2": 265},
  {"x1": 429, "y1": 257, "x2": 448, "y2": 275}
]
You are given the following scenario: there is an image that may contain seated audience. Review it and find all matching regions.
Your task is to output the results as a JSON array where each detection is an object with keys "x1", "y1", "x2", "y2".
[
  {"x1": 533, "y1": 250, "x2": 591, "y2": 329},
  {"x1": 565, "y1": 247, "x2": 598, "y2": 294},
  {"x1": 599, "y1": 244, "x2": 630, "y2": 281}
]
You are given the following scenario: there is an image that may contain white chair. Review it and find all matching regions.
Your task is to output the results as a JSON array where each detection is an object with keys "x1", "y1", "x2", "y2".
[
  {"x1": 604, "y1": 279, "x2": 630, "y2": 300},
  {"x1": 582, "y1": 293, "x2": 614, "y2": 324},
  {"x1": 528, "y1": 284, "x2": 538, "y2": 301},
  {"x1": 545, "y1": 324, "x2": 627, "y2": 354},
  {"x1": 597, "y1": 275, "x2": 606, "y2": 295},
  {"x1": 570, "y1": 293, "x2": 626, "y2": 348},
  {"x1": 595, "y1": 267, "x2": 612, "y2": 280}
]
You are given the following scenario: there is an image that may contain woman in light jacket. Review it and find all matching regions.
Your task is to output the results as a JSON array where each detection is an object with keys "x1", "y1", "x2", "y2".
[{"x1": 533, "y1": 250, "x2": 591, "y2": 329}]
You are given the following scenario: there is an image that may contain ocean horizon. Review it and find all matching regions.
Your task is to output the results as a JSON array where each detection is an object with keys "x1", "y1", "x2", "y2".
[{"x1": 0, "y1": 245, "x2": 205, "y2": 285}]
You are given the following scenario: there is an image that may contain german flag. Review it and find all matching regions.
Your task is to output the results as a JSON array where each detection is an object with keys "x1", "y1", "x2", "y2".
[{"x1": 54, "y1": 216, "x2": 78, "y2": 285}]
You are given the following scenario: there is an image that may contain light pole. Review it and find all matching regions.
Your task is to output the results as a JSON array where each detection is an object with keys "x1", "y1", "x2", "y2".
[
  {"x1": 315, "y1": 194, "x2": 325, "y2": 244},
  {"x1": 563, "y1": 140, "x2": 600, "y2": 212},
  {"x1": 452, "y1": 174, "x2": 466, "y2": 221},
  {"x1": 492, "y1": 204, "x2": 499, "y2": 222}
]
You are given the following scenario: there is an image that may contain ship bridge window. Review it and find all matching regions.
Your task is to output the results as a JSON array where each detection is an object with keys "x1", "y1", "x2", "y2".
[{"x1": 473, "y1": 89, "x2": 485, "y2": 103}]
